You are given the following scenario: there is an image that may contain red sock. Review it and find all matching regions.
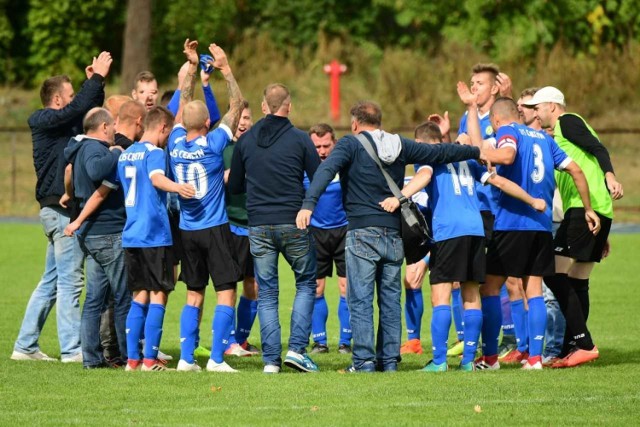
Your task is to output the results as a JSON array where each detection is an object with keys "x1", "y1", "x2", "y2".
[
  {"x1": 143, "y1": 358, "x2": 156, "y2": 368},
  {"x1": 528, "y1": 355, "x2": 542, "y2": 365},
  {"x1": 485, "y1": 355, "x2": 498, "y2": 366}
]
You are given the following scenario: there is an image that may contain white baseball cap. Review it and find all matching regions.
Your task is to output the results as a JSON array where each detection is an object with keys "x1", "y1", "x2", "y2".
[{"x1": 522, "y1": 86, "x2": 565, "y2": 107}]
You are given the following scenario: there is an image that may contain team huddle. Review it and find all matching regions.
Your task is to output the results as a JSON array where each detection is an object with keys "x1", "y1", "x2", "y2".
[{"x1": 12, "y1": 39, "x2": 622, "y2": 373}]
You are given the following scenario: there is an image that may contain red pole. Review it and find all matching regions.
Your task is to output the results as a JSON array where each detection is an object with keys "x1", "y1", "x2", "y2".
[{"x1": 324, "y1": 59, "x2": 347, "y2": 123}]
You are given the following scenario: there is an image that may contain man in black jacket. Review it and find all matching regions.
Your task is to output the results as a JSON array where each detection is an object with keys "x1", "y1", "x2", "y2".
[
  {"x1": 229, "y1": 83, "x2": 321, "y2": 374},
  {"x1": 11, "y1": 52, "x2": 112, "y2": 364},
  {"x1": 297, "y1": 100, "x2": 483, "y2": 372}
]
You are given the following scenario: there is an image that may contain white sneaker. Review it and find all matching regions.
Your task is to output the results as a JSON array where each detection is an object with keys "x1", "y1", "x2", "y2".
[
  {"x1": 177, "y1": 359, "x2": 202, "y2": 372},
  {"x1": 474, "y1": 358, "x2": 500, "y2": 371},
  {"x1": 522, "y1": 360, "x2": 543, "y2": 370},
  {"x1": 206, "y1": 359, "x2": 238, "y2": 373},
  {"x1": 61, "y1": 352, "x2": 83, "y2": 363},
  {"x1": 224, "y1": 343, "x2": 252, "y2": 357},
  {"x1": 11, "y1": 350, "x2": 57, "y2": 362},
  {"x1": 263, "y1": 364, "x2": 281, "y2": 374},
  {"x1": 157, "y1": 350, "x2": 173, "y2": 361}
]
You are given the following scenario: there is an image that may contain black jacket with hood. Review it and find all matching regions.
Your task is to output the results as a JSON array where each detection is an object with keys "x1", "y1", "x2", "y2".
[{"x1": 228, "y1": 114, "x2": 320, "y2": 226}]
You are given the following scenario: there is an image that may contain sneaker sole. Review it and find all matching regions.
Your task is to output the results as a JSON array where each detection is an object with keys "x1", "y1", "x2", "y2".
[{"x1": 284, "y1": 358, "x2": 317, "y2": 373}]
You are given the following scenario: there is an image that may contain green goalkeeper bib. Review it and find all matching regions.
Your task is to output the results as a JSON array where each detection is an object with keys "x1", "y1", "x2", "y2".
[{"x1": 554, "y1": 113, "x2": 613, "y2": 219}]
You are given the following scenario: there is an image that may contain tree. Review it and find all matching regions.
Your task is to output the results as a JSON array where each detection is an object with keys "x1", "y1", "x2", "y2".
[{"x1": 120, "y1": 0, "x2": 152, "y2": 93}]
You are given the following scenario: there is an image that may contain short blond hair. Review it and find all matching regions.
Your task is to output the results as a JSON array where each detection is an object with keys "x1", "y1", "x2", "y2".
[
  {"x1": 263, "y1": 83, "x2": 291, "y2": 114},
  {"x1": 182, "y1": 100, "x2": 209, "y2": 131},
  {"x1": 104, "y1": 95, "x2": 132, "y2": 119}
]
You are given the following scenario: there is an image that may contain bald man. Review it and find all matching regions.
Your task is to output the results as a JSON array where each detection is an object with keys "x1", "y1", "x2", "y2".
[
  {"x1": 63, "y1": 107, "x2": 131, "y2": 369},
  {"x1": 228, "y1": 83, "x2": 322, "y2": 374},
  {"x1": 168, "y1": 41, "x2": 245, "y2": 373}
]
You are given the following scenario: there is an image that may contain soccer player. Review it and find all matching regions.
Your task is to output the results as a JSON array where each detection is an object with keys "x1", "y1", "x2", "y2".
[
  {"x1": 470, "y1": 96, "x2": 599, "y2": 370},
  {"x1": 117, "y1": 106, "x2": 196, "y2": 371},
  {"x1": 455, "y1": 64, "x2": 519, "y2": 357},
  {"x1": 222, "y1": 101, "x2": 259, "y2": 357},
  {"x1": 399, "y1": 129, "x2": 434, "y2": 357},
  {"x1": 169, "y1": 40, "x2": 245, "y2": 373},
  {"x1": 383, "y1": 120, "x2": 546, "y2": 372},
  {"x1": 304, "y1": 123, "x2": 352, "y2": 355},
  {"x1": 525, "y1": 86, "x2": 622, "y2": 368}
]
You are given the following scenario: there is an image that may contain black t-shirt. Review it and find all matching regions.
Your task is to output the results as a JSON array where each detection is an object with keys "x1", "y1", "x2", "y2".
[
  {"x1": 115, "y1": 132, "x2": 133, "y2": 149},
  {"x1": 559, "y1": 114, "x2": 614, "y2": 174}
]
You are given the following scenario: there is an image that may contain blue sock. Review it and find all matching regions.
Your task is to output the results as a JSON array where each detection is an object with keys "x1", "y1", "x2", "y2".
[
  {"x1": 227, "y1": 314, "x2": 238, "y2": 347},
  {"x1": 431, "y1": 305, "x2": 451, "y2": 365},
  {"x1": 179, "y1": 305, "x2": 200, "y2": 364},
  {"x1": 126, "y1": 301, "x2": 148, "y2": 361},
  {"x1": 405, "y1": 288, "x2": 424, "y2": 340},
  {"x1": 143, "y1": 304, "x2": 166, "y2": 360},
  {"x1": 139, "y1": 304, "x2": 149, "y2": 342},
  {"x1": 338, "y1": 296, "x2": 352, "y2": 345},
  {"x1": 511, "y1": 299, "x2": 529, "y2": 352},
  {"x1": 481, "y1": 296, "x2": 502, "y2": 357},
  {"x1": 500, "y1": 285, "x2": 515, "y2": 338},
  {"x1": 236, "y1": 296, "x2": 256, "y2": 345},
  {"x1": 211, "y1": 305, "x2": 235, "y2": 363},
  {"x1": 527, "y1": 296, "x2": 546, "y2": 358},
  {"x1": 462, "y1": 309, "x2": 482, "y2": 365},
  {"x1": 311, "y1": 295, "x2": 328, "y2": 345},
  {"x1": 451, "y1": 288, "x2": 464, "y2": 341}
]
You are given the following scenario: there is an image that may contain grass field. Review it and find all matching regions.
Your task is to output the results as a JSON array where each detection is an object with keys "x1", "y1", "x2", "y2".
[{"x1": 1, "y1": 223, "x2": 639, "y2": 425}]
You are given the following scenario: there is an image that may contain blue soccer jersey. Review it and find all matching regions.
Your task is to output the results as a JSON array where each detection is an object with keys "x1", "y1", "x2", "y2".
[
  {"x1": 458, "y1": 111, "x2": 496, "y2": 213},
  {"x1": 303, "y1": 173, "x2": 348, "y2": 229},
  {"x1": 493, "y1": 123, "x2": 571, "y2": 232},
  {"x1": 117, "y1": 142, "x2": 172, "y2": 248},
  {"x1": 420, "y1": 159, "x2": 488, "y2": 242},
  {"x1": 168, "y1": 124, "x2": 233, "y2": 230}
]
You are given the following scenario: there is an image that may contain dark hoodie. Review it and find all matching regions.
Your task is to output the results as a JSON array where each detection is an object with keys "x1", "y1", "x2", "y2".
[
  {"x1": 228, "y1": 114, "x2": 320, "y2": 226},
  {"x1": 64, "y1": 135, "x2": 125, "y2": 236},
  {"x1": 302, "y1": 131, "x2": 481, "y2": 231}
]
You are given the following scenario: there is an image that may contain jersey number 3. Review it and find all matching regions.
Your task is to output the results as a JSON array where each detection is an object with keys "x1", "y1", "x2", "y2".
[{"x1": 531, "y1": 144, "x2": 545, "y2": 184}]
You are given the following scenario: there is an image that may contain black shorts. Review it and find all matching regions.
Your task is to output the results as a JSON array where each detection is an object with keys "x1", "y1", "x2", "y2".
[
  {"x1": 180, "y1": 224, "x2": 241, "y2": 292},
  {"x1": 486, "y1": 231, "x2": 554, "y2": 278},
  {"x1": 554, "y1": 208, "x2": 612, "y2": 263},
  {"x1": 310, "y1": 226, "x2": 346, "y2": 278},
  {"x1": 429, "y1": 236, "x2": 486, "y2": 284},
  {"x1": 124, "y1": 247, "x2": 175, "y2": 293},
  {"x1": 481, "y1": 210, "x2": 495, "y2": 243},
  {"x1": 168, "y1": 210, "x2": 183, "y2": 266},
  {"x1": 230, "y1": 231, "x2": 254, "y2": 279}
]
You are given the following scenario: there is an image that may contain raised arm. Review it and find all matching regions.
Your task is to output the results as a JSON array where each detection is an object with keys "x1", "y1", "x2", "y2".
[
  {"x1": 208, "y1": 43, "x2": 244, "y2": 135},
  {"x1": 200, "y1": 68, "x2": 221, "y2": 124},
  {"x1": 175, "y1": 39, "x2": 199, "y2": 124}
]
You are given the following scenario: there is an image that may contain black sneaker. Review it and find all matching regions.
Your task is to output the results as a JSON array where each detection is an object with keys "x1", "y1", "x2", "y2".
[
  {"x1": 310, "y1": 342, "x2": 329, "y2": 354},
  {"x1": 338, "y1": 344, "x2": 352, "y2": 354}
]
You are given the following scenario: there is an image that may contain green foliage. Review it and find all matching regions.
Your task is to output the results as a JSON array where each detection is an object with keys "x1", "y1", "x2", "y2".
[{"x1": 25, "y1": 0, "x2": 120, "y2": 85}]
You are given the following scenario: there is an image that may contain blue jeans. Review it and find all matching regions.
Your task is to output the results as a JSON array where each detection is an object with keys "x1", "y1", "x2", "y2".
[
  {"x1": 79, "y1": 233, "x2": 130, "y2": 367},
  {"x1": 345, "y1": 227, "x2": 404, "y2": 370},
  {"x1": 249, "y1": 225, "x2": 317, "y2": 367},
  {"x1": 543, "y1": 282, "x2": 565, "y2": 358},
  {"x1": 14, "y1": 207, "x2": 84, "y2": 358}
]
